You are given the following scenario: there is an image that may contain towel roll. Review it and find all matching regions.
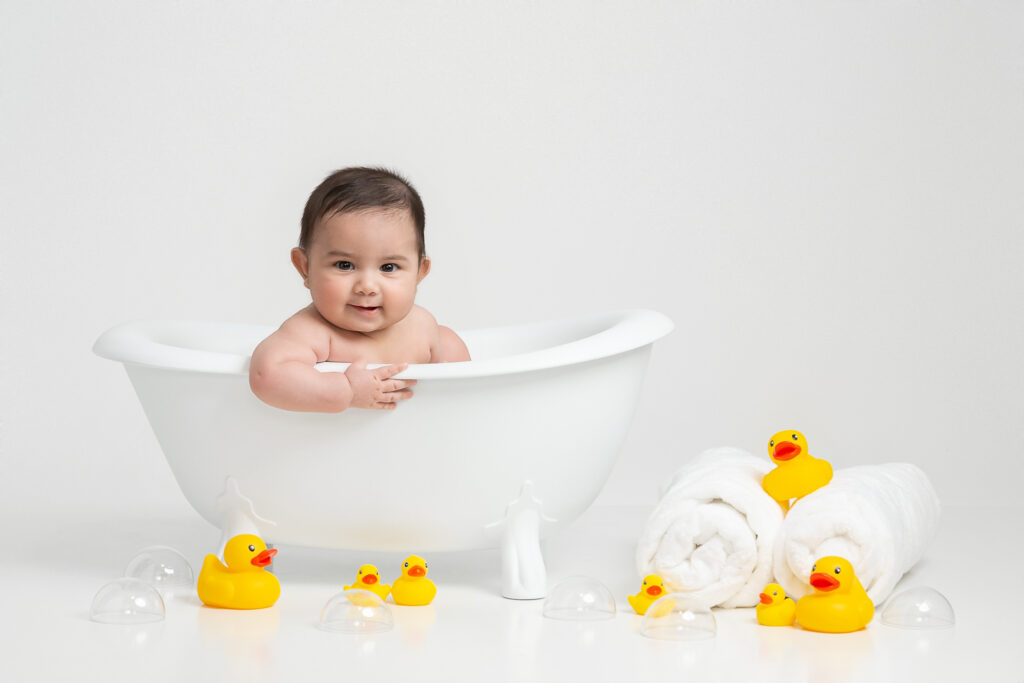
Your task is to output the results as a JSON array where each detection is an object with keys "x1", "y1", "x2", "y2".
[
  {"x1": 636, "y1": 447, "x2": 785, "y2": 608},
  {"x1": 773, "y1": 463, "x2": 941, "y2": 604}
]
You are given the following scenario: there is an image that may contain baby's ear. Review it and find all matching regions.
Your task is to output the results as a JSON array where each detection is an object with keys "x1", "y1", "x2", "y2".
[
  {"x1": 417, "y1": 257, "x2": 431, "y2": 283},
  {"x1": 291, "y1": 248, "x2": 310, "y2": 286}
]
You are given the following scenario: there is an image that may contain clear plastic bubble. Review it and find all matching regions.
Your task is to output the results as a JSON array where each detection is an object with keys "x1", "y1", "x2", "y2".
[
  {"x1": 640, "y1": 594, "x2": 717, "y2": 641},
  {"x1": 542, "y1": 576, "x2": 617, "y2": 621},
  {"x1": 881, "y1": 586, "x2": 955, "y2": 629},
  {"x1": 124, "y1": 546, "x2": 194, "y2": 598},
  {"x1": 91, "y1": 578, "x2": 166, "y2": 624},
  {"x1": 319, "y1": 589, "x2": 394, "y2": 634}
]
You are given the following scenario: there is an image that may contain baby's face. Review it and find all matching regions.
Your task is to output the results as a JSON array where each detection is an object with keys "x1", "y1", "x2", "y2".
[{"x1": 295, "y1": 209, "x2": 429, "y2": 335}]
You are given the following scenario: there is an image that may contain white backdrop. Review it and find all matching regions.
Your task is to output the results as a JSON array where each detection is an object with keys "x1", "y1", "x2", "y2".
[{"x1": 2, "y1": 1, "x2": 1021, "y2": 517}]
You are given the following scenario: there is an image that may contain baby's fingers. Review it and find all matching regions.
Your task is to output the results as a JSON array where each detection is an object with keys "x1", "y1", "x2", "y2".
[
  {"x1": 373, "y1": 390, "x2": 412, "y2": 409},
  {"x1": 373, "y1": 362, "x2": 409, "y2": 380},
  {"x1": 383, "y1": 378, "x2": 417, "y2": 393},
  {"x1": 379, "y1": 388, "x2": 414, "y2": 403}
]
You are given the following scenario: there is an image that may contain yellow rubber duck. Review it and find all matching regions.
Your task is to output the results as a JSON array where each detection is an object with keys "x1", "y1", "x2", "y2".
[
  {"x1": 762, "y1": 429, "x2": 833, "y2": 505},
  {"x1": 198, "y1": 534, "x2": 280, "y2": 610},
  {"x1": 756, "y1": 583, "x2": 797, "y2": 626},
  {"x1": 628, "y1": 575, "x2": 667, "y2": 615},
  {"x1": 796, "y1": 556, "x2": 874, "y2": 633},
  {"x1": 344, "y1": 564, "x2": 391, "y2": 601},
  {"x1": 391, "y1": 555, "x2": 436, "y2": 606}
]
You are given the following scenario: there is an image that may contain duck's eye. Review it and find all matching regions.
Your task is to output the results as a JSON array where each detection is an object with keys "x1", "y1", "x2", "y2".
[
  {"x1": 769, "y1": 440, "x2": 774, "y2": 447},
  {"x1": 773, "y1": 591, "x2": 778, "y2": 595},
  {"x1": 812, "y1": 564, "x2": 817, "y2": 571},
  {"x1": 248, "y1": 545, "x2": 255, "y2": 552},
  {"x1": 834, "y1": 567, "x2": 841, "y2": 574},
  {"x1": 425, "y1": 563, "x2": 429, "y2": 569},
  {"x1": 404, "y1": 562, "x2": 409, "y2": 568},
  {"x1": 792, "y1": 434, "x2": 798, "y2": 440}
]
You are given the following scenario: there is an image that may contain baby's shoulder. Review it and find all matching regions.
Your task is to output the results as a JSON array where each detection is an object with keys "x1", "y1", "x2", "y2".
[
  {"x1": 272, "y1": 306, "x2": 338, "y2": 355},
  {"x1": 251, "y1": 306, "x2": 335, "y2": 365},
  {"x1": 396, "y1": 305, "x2": 441, "y2": 338},
  {"x1": 406, "y1": 305, "x2": 439, "y2": 327},
  {"x1": 278, "y1": 306, "x2": 332, "y2": 338}
]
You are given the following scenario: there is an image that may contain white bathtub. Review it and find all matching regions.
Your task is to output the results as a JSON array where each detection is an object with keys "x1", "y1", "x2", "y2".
[{"x1": 94, "y1": 309, "x2": 672, "y2": 598}]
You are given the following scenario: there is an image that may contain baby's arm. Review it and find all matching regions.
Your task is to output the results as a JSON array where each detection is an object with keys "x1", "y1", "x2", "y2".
[{"x1": 249, "y1": 313, "x2": 416, "y2": 412}]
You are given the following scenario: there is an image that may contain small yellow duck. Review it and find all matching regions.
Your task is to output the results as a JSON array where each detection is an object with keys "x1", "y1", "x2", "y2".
[
  {"x1": 796, "y1": 556, "x2": 874, "y2": 633},
  {"x1": 344, "y1": 564, "x2": 391, "y2": 601},
  {"x1": 756, "y1": 583, "x2": 797, "y2": 626},
  {"x1": 762, "y1": 430, "x2": 833, "y2": 505},
  {"x1": 390, "y1": 555, "x2": 436, "y2": 606},
  {"x1": 628, "y1": 575, "x2": 667, "y2": 615},
  {"x1": 198, "y1": 534, "x2": 280, "y2": 610}
]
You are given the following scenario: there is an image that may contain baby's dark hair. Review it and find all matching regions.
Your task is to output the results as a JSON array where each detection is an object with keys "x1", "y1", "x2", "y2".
[{"x1": 299, "y1": 167, "x2": 426, "y2": 260}]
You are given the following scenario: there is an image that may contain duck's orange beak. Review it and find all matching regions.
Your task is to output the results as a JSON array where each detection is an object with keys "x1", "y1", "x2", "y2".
[
  {"x1": 759, "y1": 593, "x2": 773, "y2": 605},
  {"x1": 409, "y1": 565, "x2": 426, "y2": 578},
  {"x1": 810, "y1": 572, "x2": 840, "y2": 591},
  {"x1": 646, "y1": 585, "x2": 663, "y2": 597},
  {"x1": 773, "y1": 441, "x2": 801, "y2": 461},
  {"x1": 251, "y1": 548, "x2": 277, "y2": 567},
  {"x1": 362, "y1": 574, "x2": 378, "y2": 585}
]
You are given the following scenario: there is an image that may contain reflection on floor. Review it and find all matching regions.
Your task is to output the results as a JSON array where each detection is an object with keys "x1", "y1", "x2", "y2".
[{"x1": 4, "y1": 504, "x2": 1020, "y2": 682}]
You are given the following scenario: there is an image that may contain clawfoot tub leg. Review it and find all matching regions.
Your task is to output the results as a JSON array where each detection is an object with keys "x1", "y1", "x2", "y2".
[
  {"x1": 503, "y1": 507, "x2": 546, "y2": 599},
  {"x1": 214, "y1": 477, "x2": 277, "y2": 559},
  {"x1": 495, "y1": 481, "x2": 554, "y2": 600}
]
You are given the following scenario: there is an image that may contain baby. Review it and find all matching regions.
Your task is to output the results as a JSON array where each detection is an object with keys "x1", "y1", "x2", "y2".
[{"x1": 250, "y1": 167, "x2": 470, "y2": 412}]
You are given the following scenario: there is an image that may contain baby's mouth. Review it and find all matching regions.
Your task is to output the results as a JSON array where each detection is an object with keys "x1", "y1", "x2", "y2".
[{"x1": 349, "y1": 304, "x2": 381, "y2": 315}]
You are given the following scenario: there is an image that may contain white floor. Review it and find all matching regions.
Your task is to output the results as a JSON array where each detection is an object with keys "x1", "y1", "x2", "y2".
[{"x1": 3, "y1": 502, "x2": 1021, "y2": 682}]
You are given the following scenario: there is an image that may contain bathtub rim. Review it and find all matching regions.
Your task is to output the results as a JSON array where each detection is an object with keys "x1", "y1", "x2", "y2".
[{"x1": 93, "y1": 309, "x2": 673, "y2": 379}]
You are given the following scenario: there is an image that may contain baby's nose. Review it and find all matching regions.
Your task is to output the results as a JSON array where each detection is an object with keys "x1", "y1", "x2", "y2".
[{"x1": 354, "y1": 274, "x2": 378, "y2": 295}]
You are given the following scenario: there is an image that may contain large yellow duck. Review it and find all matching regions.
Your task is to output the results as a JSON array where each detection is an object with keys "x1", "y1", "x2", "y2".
[
  {"x1": 762, "y1": 429, "x2": 833, "y2": 506},
  {"x1": 627, "y1": 575, "x2": 667, "y2": 616},
  {"x1": 390, "y1": 555, "x2": 436, "y2": 606},
  {"x1": 796, "y1": 556, "x2": 874, "y2": 633},
  {"x1": 344, "y1": 564, "x2": 391, "y2": 601},
  {"x1": 198, "y1": 534, "x2": 280, "y2": 609},
  {"x1": 756, "y1": 583, "x2": 797, "y2": 626}
]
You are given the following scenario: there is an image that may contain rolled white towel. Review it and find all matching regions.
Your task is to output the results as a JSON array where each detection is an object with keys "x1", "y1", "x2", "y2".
[
  {"x1": 773, "y1": 463, "x2": 941, "y2": 604},
  {"x1": 636, "y1": 447, "x2": 785, "y2": 608}
]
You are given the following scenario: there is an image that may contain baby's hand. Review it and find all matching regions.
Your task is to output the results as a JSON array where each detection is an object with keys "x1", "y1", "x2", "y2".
[{"x1": 344, "y1": 361, "x2": 417, "y2": 410}]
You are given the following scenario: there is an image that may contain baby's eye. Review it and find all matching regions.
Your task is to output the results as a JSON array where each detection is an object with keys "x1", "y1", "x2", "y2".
[
  {"x1": 334, "y1": 261, "x2": 354, "y2": 271},
  {"x1": 380, "y1": 263, "x2": 398, "y2": 273}
]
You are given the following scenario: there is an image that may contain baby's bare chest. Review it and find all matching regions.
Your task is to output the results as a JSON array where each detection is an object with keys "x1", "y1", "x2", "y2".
[{"x1": 326, "y1": 331, "x2": 432, "y2": 365}]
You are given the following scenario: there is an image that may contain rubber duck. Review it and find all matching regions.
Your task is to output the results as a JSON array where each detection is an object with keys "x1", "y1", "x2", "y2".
[
  {"x1": 756, "y1": 583, "x2": 797, "y2": 626},
  {"x1": 198, "y1": 534, "x2": 280, "y2": 610},
  {"x1": 390, "y1": 554, "x2": 436, "y2": 606},
  {"x1": 344, "y1": 564, "x2": 391, "y2": 601},
  {"x1": 762, "y1": 429, "x2": 833, "y2": 505},
  {"x1": 796, "y1": 556, "x2": 874, "y2": 633},
  {"x1": 628, "y1": 574, "x2": 667, "y2": 615}
]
